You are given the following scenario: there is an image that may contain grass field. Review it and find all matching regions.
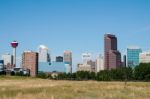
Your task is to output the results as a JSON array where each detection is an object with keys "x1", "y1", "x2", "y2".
[{"x1": 0, "y1": 76, "x2": 150, "y2": 99}]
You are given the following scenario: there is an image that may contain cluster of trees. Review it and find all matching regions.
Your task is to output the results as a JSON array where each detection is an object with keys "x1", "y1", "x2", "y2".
[
  {"x1": 1, "y1": 63, "x2": 150, "y2": 81},
  {"x1": 0, "y1": 71, "x2": 6, "y2": 75},
  {"x1": 50, "y1": 67, "x2": 133, "y2": 81},
  {"x1": 134, "y1": 63, "x2": 150, "y2": 81},
  {"x1": 38, "y1": 63, "x2": 150, "y2": 81}
]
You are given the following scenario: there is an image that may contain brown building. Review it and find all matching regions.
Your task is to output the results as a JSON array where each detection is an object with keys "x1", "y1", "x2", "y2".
[
  {"x1": 104, "y1": 34, "x2": 121, "y2": 70},
  {"x1": 77, "y1": 60, "x2": 96, "y2": 72},
  {"x1": 87, "y1": 60, "x2": 96, "y2": 72},
  {"x1": 22, "y1": 51, "x2": 38, "y2": 77},
  {"x1": 77, "y1": 63, "x2": 92, "y2": 72}
]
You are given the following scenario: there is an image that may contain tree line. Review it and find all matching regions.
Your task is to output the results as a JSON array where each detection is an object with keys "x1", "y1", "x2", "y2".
[
  {"x1": 37, "y1": 63, "x2": 150, "y2": 81},
  {"x1": 0, "y1": 63, "x2": 150, "y2": 81}
]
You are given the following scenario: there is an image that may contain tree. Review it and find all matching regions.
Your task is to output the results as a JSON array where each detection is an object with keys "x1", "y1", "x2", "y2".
[
  {"x1": 76, "y1": 71, "x2": 90, "y2": 80},
  {"x1": 134, "y1": 63, "x2": 150, "y2": 81},
  {"x1": 110, "y1": 67, "x2": 133, "y2": 81},
  {"x1": 96, "y1": 70, "x2": 111, "y2": 81}
]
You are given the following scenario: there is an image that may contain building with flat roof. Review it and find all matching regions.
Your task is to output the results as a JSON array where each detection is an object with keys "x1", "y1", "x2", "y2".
[
  {"x1": 77, "y1": 63, "x2": 92, "y2": 72},
  {"x1": 82, "y1": 53, "x2": 92, "y2": 64},
  {"x1": 38, "y1": 45, "x2": 50, "y2": 62},
  {"x1": 127, "y1": 47, "x2": 142, "y2": 68},
  {"x1": 77, "y1": 60, "x2": 96, "y2": 72},
  {"x1": 0, "y1": 60, "x2": 4, "y2": 72},
  {"x1": 1, "y1": 53, "x2": 13, "y2": 70},
  {"x1": 38, "y1": 61, "x2": 66, "y2": 73},
  {"x1": 104, "y1": 34, "x2": 121, "y2": 70},
  {"x1": 56, "y1": 56, "x2": 63, "y2": 62},
  {"x1": 123, "y1": 55, "x2": 127, "y2": 67},
  {"x1": 22, "y1": 51, "x2": 38, "y2": 77},
  {"x1": 64, "y1": 50, "x2": 72, "y2": 73},
  {"x1": 96, "y1": 55, "x2": 104, "y2": 72},
  {"x1": 139, "y1": 51, "x2": 150, "y2": 63}
]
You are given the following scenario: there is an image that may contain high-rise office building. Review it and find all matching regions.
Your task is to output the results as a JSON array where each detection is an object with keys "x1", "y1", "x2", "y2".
[
  {"x1": 22, "y1": 51, "x2": 38, "y2": 77},
  {"x1": 127, "y1": 47, "x2": 142, "y2": 68},
  {"x1": 38, "y1": 45, "x2": 50, "y2": 62},
  {"x1": 82, "y1": 53, "x2": 92, "y2": 64},
  {"x1": 96, "y1": 55, "x2": 104, "y2": 72},
  {"x1": 123, "y1": 55, "x2": 127, "y2": 67},
  {"x1": 139, "y1": 51, "x2": 150, "y2": 63},
  {"x1": 1, "y1": 53, "x2": 13, "y2": 69},
  {"x1": 104, "y1": 34, "x2": 121, "y2": 70},
  {"x1": 0, "y1": 60, "x2": 4, "y2": 71},
  {"x1": 56, "y1": 56, "x2": 63, "y2": 62},
  {"x1": 64, "y1": 50, "x2": 72, "y2": 73}
]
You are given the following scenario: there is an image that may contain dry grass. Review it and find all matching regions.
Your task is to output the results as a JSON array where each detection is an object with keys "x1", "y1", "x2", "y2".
[{"x1": 0, "y1": 76, "x2": 150, "y2": 99}]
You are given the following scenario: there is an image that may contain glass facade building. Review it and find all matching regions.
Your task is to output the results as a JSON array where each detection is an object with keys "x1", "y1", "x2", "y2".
[
  {"x1": 38, "y1": 61, "x2": 66, "y2": 73},
  {"x1": 127, "y1": 47, "x2": 142, "y2": 68},
  {"x1": 0, "y1": 60, "x2": 4, "y2": 72}
]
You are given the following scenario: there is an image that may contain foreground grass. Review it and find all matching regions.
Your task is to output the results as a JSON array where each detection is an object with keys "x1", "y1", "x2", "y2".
[{"x1": 0, "y1": 76, "x2": 150, "y2": 99}]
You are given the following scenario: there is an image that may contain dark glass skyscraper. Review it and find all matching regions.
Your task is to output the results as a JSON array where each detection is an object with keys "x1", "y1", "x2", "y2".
[
  {"x1": 123, "y1": 55, "x2": 127, "y2": 67},
  {"x1": 56, "y1": 56, "x2": 63, "y2": 62},
  {"x1": 104, "y1": 34, "x2": 121, "y2": 70}
]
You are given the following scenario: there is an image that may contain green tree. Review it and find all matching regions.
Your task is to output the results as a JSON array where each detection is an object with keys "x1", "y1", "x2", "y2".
[
  {"x1": 96, "y1": 70, "x2": 111, "y2": 81},
  {"x1": 134, "y1": 63, "x2": 150, "y2": 81}
]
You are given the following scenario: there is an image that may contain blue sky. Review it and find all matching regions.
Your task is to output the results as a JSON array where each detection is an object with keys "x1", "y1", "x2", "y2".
[{"x1": 0, "y1": 0, "x2": 150, "y2": 71}]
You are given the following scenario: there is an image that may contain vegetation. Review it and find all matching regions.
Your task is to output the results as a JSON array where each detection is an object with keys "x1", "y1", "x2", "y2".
[
  {"x1": 37, "y1": 63, "x2": 150, "y2": 81},
  {"x1": 134, "y1": 63, "x2": 150, "y2": 81},
  {"x1": 0, "y1": 63, "x2": 149, "y2": 99}
]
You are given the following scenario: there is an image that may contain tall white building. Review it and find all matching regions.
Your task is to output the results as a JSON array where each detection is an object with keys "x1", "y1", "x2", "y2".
[
  {"x1": 1, "y1": 53, "x2": 13, "y2": 66},
  {"x1": 82, "y1": 53, "x2": 92, "y2": 64},
  {"x1": 38, "y1": 45, "x2": 50, "y2": 62},
  {"x1": 96, "y1": 55, "x2": 104, "y2": 72},
  {"x1": 139, "y1": 52, "x2": 150, "y2": 63}
]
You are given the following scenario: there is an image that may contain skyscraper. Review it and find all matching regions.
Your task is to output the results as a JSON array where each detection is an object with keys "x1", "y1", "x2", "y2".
[
  {"x1": 96, "y1": 55, "x2": 104, "y2": 72},
  {"x1": 22, "y1": 51, "x2": 38, "y2": 77},
  {"x1": 82, "y1": 53, "x2": 92, "y2": 64},
  {"x1": 127, "y1": 47, "x2": 142, "y2": 68},
  {"x1": 104, "y1": 34, "x2": 121, "y2": 70},
  {"x1": 123, "y1": 55, "x2": 127, "y2": 67},
  {"x1": 38, "y1": 45, "x2": 50, "y2": 62},
  {"x1": 64, "y1": 50, "x2": 72, "y2": 73},
  {"x1": 0, "y1": 60, "x2": 4, "y2": 71}
]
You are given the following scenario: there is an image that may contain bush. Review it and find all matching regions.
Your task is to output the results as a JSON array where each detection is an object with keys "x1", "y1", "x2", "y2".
[{"x1": 37, "y1": 72, "x2": 47, "y2": 79}]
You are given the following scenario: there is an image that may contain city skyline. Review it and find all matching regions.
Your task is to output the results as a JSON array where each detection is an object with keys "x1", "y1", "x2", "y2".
[{"x1": 0, "y1": 0, "x2": 150, "y2": 71}]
